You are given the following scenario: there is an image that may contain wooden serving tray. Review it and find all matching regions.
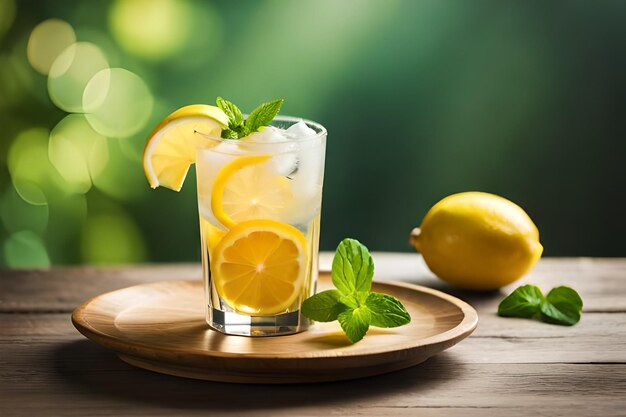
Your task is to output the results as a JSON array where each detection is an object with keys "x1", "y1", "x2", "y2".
[{"x1": 72, "y1": 273, "x2": 477, "y2": 383}]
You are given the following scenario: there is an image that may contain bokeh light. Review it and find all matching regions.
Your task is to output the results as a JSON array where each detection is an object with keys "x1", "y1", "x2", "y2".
[
  {"x1": 3, "y1": 230, "x2": 50, "y2": 268},
  {"x1": 0, "y1": 186, "x2": 48, "y2": 235},
  {"x1": 47, "y1": 42, "x2": 109, "y2": 112},
  {"x1": 83, "y1": 68, "x2": 153, "y2": 138},
  {"x1": 92, "y1": 137, "x2": 146, "y2": 201},
  {"x1": 74, "y1": 27, "x2": 121, "y2": 67},
  {"x1": 48, "y1": 114, "x2": 109, "y2": 193},
  {"x1": 7, "y1": 128, "x2": 67, "y2": 203},
  {"x1": 160, "y1": 2, "x2": 222, "y2": 71},
  {"x1": 11, "y1": 178, "x2": 47, "y2": 206},
  {"x1": 117, "y1": 134, "x2": 143, "y2": 162},
  {"x1": 2, "y1": 1, "x2": 625, "y2": 266},
  {"x1": 81, "y1": 211, "x2": 147, "y2": 264},
  {"x1": 0, "y1": 0, "x2": 16, "y2": 41},
  {"x1": 108, "y1": 0, "x2": 193, "y2": 61},
  {"x1": 27, "y1": 19, "x2": 76, "y2": 75}
]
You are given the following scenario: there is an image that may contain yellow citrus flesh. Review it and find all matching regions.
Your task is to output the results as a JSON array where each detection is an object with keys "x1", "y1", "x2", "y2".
[
  {"x1": 211, "y1": 155, "x2": 293, "y2": 229},
  {"x1": 412, "y1": 192, "x2": 543, "y2": 291},
  {"x1": 212, "y1": 219, "x2": 307, "y2": 315},
  {"x1": 143, "y1": 104, "x2": 228, "y2": 191},
  {"x1": 200, "y1": 217, "x2": 226, "y2": 257}
]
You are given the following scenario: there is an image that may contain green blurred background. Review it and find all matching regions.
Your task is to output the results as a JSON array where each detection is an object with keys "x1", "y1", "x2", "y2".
[{"x1": 1, "y1": 0, "x2": 625, "y2": 267}]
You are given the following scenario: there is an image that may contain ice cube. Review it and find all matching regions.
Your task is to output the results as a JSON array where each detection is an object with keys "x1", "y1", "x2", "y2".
[
  {"x1": 212, "y1": 139, "x2": 246, "y2": 155},
  {"x1": 246, "y1": 126, "x2": 299, "y2": 176},
  {"x1": 273, "y1": 151, "x2": 299, "y2": 177},
  {"x1": 285, "y1": 120, "x2": 317, "y2": 139},
  {"x1": 278, "y1": 121, "x2": 324, "y2": 223},
  {"x1": 283, "y1": 142, "x2": 325, "y2": 225},
  {"x1": 247, "y1": 126, "x2": 288, "y2": 142}
]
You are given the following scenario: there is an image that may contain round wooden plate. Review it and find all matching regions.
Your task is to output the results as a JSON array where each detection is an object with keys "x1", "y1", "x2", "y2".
[{"x1": 72, "y1": 273, "x2": 477, "y2": 383}]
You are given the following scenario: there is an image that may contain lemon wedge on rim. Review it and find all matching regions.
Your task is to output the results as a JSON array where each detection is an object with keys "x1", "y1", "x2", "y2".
[{"x1": 143, "y1": 104, "x2": 228, "y2": 191}]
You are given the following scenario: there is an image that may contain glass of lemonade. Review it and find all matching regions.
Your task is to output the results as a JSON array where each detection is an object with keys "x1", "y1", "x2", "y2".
[{"x1": 195, "y1": 116, "x2": 327, "y2": 336}]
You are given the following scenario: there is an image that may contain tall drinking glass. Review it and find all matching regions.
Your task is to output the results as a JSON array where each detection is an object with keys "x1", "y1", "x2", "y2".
[{"x1": 195, "y1": 116, "x2": 326, "y2": 336}]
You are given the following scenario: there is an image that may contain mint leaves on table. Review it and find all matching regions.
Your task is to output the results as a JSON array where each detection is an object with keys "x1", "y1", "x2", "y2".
[
  {"x1": 216, "y1": 97, "x2": 284, "y2": 139},
  {"x1": 498, "y1": 284, "x2": 583, "y2": 326},
  {"x1": 302, "y1": 238, "x2": 411, "y2": 343},
  {"x1": 497, "y1": 284, "x2": 545, "y2": 319},
  {"x1": 539, "y1": 287, "x2": 584, "y2": 325}
]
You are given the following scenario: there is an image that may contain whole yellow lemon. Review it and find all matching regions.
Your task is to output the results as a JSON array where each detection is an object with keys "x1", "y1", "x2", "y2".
[{"x1": 410, "y1": 192, "x2": 543, "y2": 291}]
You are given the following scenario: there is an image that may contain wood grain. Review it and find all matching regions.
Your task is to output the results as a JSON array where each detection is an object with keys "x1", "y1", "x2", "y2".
[
  {"x1": 1, "y1": 338, "x2": 624, "y2": 416},
  {"x1": 2, "y1": 255, "x2": 625, "y2": 312},
  {"x1": 1, "y1": 255, "x2": 625, "y2": 416},
  {"x1": 4, "y1": 312, "x2": 625, "y2": 365},
  {"x1": 0, "y1": 264, "x2": 200, "y2": 313},
  {"x1": 70, "y1": 276, "x2": 477, "y2": 383}
]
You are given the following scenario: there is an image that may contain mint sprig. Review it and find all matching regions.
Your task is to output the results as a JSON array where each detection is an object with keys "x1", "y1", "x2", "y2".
[
  {"x1": 302, "y1": 238, "x2": 411, "y2": 343},
  {"x1": 216, "y1": 97, "x2": 283, "y2": 139},
  {"x1": 216, "y1": 97, "x2": 244, "y2": 138},
  {"x1": 498, "y1": 284, "x2": 583, "y2": 326},
  {"x1": 243, "y1": 99, "x2": 283, "y2": 136}
]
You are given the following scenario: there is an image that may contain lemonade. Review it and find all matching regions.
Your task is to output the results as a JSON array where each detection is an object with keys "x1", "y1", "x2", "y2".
[
  {"x1": 196, "y1": 117, "x2": 326, "y2": 335},
  {"x1": 143, "y1": 98, "x2": 327, "y2": 336}
]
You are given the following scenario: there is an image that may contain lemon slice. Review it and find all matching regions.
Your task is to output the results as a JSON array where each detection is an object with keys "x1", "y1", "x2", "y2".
[
  {"x1": 212, "y1": 219, "x2": 308, "y2": 315},
  {"x1": 200, "y1": 217, "x2": 226, "y2": 256},
  {"x1": 143, "y1": 104, "x2": 228, "y2": 191},
  {"x1": 211, "y1": 155, "x2": 293, "y2": 229}
]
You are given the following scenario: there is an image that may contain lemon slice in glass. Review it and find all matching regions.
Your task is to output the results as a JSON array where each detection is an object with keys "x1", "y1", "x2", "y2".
[
  {"x1": 212, "y1": 219, "x2": 307, "y2": 315},
  {"x1": 143, "y1": 104, "x2": 228, "y2": 191},
  {"x1": 211, "y1": 155, "x2": 293, "y2": 229}
]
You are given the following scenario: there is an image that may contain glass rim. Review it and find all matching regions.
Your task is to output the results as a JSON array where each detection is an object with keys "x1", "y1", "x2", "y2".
[{"x1": 195, "y1": 115, "x2": 327, "y2": 145}]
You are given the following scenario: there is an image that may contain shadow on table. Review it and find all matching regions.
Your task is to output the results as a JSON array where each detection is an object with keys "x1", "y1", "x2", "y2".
[
  {"x1": 53, "y1": 340, "x2": 466, "y2": 411},
  {"x1": 410, "y1": 278, "x2": 506, "y2": 311}
]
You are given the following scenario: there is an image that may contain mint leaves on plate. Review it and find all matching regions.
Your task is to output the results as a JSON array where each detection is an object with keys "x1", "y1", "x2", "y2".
[
  {"x1": 216, "y1": 97, "x2": 284, "y2": 139},
  {"x1": 302, "y1": 238, "x2": 411, "y2": 343},
  {"x1": 498, "y1": 284, "x2": 583, "y2": 326}
]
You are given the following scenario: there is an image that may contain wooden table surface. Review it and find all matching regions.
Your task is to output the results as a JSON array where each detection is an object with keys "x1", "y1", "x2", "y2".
[{"x1": 1, "y1": 253, "x2": 625, "y2": 416}]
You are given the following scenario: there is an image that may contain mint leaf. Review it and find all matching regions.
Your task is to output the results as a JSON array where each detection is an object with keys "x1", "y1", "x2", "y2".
[
  {"x1": 214, "y1": 97, "x2": 283, "y2": 139},
  {"x1": 366, "y1": 292, "x2": 411, "y2": 328},
  {"x1": 498, "y1": 284, "x2": 583, "y2": 326},
  {"x1": 339, "y1": 294, "x2": 359, "y2": 309},
  {"x1": 220, "y1": 128, "x2": 239, "y2": 139},
  {"x1": 498, "y1": 285, "x2": 544, "y2": 318},
  {"x1": 244, "y1": 98, "x2": 283, "y2": 135},
  {"x1": 332, "y1": 238, "x2": 374, "y2": 295},
  {"x1": 356, "y1": 290, "x2": 369, "y2": 305},
  {"x1": 540, "y1": 286, "x2": 583, "y2": 326},
  {"x1": 216, "y1": 97, "x2": 244, "y2": 131},
  {"x1": 338, "y1": 307, "x2": 371, "y2": 343},
  {"x1": 301, "y1": 290, "x2": 346, "y2": 322},
  {"x1": 546, "y1": 286, "x2": 583, "y2": 311},
  {"x1": 301, "y1": 237, "x2": 411, "y2": 343}
]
